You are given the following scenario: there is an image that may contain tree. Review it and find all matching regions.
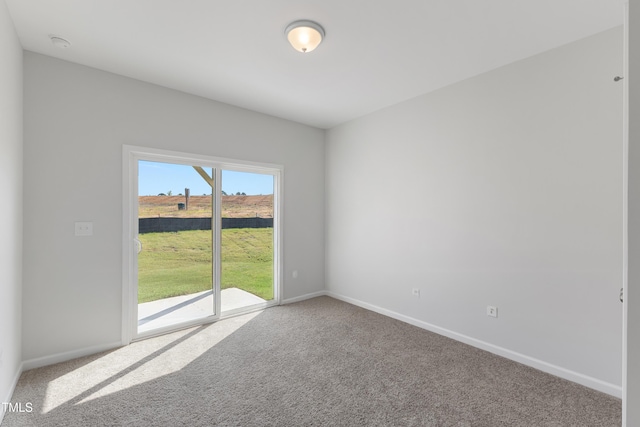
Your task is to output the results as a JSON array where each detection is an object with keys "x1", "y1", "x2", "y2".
[
  {"x1": 221, "y1": 190, "x2": 227, "y2": 196},
  {"x1": 167, "y1": 190, "x2": 173, "y2": 196}
]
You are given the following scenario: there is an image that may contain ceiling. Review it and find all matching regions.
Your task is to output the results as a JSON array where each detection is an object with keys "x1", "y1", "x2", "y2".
[{"x1": 5, "y1": 0, "x2": 623, "y2": 129}]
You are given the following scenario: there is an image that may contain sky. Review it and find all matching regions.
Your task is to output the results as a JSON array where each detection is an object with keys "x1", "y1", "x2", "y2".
[{"x1": 139, "y1": 161, "x2": 274, "y2": 196}]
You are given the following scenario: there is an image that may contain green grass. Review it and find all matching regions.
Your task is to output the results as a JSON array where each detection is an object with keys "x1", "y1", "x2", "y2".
[{"x1": 137, "y1": 229, "x2": 273, "y2": 303}]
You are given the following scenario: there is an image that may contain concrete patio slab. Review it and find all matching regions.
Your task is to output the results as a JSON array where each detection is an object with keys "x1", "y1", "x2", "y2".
[{"x1": 138, "y1": 288, "x2": 266, "y2": 333}]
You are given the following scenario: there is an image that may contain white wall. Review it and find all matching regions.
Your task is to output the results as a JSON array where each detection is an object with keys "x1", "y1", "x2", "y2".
[
  {"x1": 22, "y1": 52, "x2": 325, "y2": 362},
  {"x1": 626, "y1": 1, "x2": 640, "y2": 424},
  {"x1": 0, "y1": 0, "x2": 23, "y2": 418},
  {"x1": 326, "y1": 27, "x2": 623, "y2": 393}
]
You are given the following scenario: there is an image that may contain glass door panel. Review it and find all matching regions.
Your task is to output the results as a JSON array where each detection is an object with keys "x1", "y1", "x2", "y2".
[
  {"x1": 220, "y1": 170, "x2": 274, "y2": 314},
  {"x1": 136, "y1": 160, "x2": 216, "y2": 334}
]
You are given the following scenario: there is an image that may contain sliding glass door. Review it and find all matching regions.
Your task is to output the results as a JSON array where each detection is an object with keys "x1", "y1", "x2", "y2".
[{"x1": 122, "y1": 146, "x2": 281, "y2": 341}]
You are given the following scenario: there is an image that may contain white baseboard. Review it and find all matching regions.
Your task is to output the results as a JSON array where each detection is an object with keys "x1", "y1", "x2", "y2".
[
  {"x1": 22, "y1": 341, "x2": 123, "y2": 372},
  {"x1": 281, "y1": 290, "x2": 328, "y2": 305},
  {"x1": 327, "y1": 291, "x2": 622, "y2": 399},
  {"x1": 1, "y1": 361, "x2": 24, "y2": 425}
]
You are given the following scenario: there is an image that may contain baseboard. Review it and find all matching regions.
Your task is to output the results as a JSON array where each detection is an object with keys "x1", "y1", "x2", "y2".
[
  {"x1": 0, "y1": 361, "x2": 24, "y2": 425},
  {"x1": 327, "y1": 291, "x2": 622, "y2": 399},
  {"x1": 281, "y1": 290, "x2": 328, "y2": 305},
  {"x1": 22, "y1": 341, "x2": 123, "y2": 372}
]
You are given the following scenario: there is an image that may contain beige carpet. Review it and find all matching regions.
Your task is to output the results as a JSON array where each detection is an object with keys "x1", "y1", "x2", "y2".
[{"x1": 4, "y1": 297, "x2": 621, "y2": 426}]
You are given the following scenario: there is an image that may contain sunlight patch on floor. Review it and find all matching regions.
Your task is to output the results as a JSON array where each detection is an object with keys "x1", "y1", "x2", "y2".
[{"x1": 41, "y1": 311, "x2": 261, "y2": 412}]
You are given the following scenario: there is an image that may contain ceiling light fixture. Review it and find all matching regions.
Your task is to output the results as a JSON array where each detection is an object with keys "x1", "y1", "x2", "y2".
[{"x1": 285, "y1": 20, "x2": 324, "y2": 53}]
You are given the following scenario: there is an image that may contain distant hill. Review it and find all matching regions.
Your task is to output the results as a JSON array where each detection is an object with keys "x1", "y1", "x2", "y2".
[{"x1": 138, "y1": 195, "x2": 273, "y2": 218}]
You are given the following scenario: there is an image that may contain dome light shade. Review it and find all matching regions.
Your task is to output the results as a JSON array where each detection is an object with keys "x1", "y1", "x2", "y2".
[{"x1": 285, "y1": 20, "x2": 325, "y2": 53}]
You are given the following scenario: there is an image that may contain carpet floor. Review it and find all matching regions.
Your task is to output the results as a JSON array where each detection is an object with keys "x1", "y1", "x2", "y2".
[{"x1": 3, "y1": 296, "x2": 621, "y2": 426}]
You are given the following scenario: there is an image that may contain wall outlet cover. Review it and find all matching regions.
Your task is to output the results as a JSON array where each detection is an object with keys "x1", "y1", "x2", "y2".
[{"x1": 75, "y1": 221, "x2": 93, "y2": 236}]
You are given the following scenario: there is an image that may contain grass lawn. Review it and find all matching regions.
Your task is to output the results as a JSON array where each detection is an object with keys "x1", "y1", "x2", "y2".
[{"x1": 137, "y1": 228, "x2": 273, "y2": 303}]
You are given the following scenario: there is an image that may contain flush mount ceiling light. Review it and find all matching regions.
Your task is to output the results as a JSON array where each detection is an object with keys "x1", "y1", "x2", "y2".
[
  {"x1": 285, "y1": 20, "x2": 325, "y2": 53},
  {"x1": 50, "y1": 35, "x2": 71, "y2": 49}
]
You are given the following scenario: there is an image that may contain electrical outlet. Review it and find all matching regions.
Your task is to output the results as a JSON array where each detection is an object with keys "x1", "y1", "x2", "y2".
[
  {"x1": 75, "y1": 222, "x2": 93, "y2": 236},
  {"x1": 487, "y1": 306, "x2": 498, "y2": 318},
  {"x1": 412, "y1": 288, "x2": 420, "y2": 297}
]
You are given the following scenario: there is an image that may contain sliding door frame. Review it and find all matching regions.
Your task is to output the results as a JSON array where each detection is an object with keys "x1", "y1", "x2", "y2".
[{"x1": 122, "y1": 145, "x2": 283, "y2": 344}]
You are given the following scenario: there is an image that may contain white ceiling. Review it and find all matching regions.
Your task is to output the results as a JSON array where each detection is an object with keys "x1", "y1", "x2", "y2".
[{"x1": 5, "y1": 0, "x2": 623, "y2": 129}]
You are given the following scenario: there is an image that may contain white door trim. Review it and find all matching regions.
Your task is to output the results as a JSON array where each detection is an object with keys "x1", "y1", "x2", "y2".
[{"x1": 622, "y1": 2, "x2": 629, "y2": 425}]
